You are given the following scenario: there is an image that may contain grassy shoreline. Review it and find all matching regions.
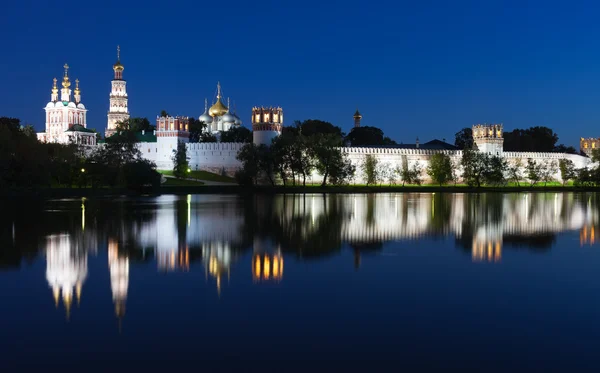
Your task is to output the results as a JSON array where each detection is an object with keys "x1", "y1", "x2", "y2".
[{"x1": 2, "y1": 184, "x2": 600, "y2": 198}]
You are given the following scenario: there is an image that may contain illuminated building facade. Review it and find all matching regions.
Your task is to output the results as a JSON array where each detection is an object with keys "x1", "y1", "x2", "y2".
[{"x1": 38, "y1": 64, "x2": 96, "y2": 146}]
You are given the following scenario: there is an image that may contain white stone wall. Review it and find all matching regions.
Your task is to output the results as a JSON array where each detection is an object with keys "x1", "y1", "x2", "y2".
[{"x1": 137, "y1": 138, "x2": 591, "y2": 184}]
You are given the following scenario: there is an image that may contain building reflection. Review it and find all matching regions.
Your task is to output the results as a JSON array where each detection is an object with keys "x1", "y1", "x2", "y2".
[
  {"x1": 580, "y1": 225, "x2": 597, "y2": 246},
  {"x1": 202, "y1": 242, "x2": 234, "y2": 296},
  {"x1": 108, "y1": 238, "x2": 129, "y2": 330},
  {"x1": 23, "y1": 192, "x2": 600, "y2": 325},
  {"x1": 45, "y1": 234, "x2": 87, "y2": 320},
  {"x1": 252, "y1": 253, "x2": 284, "y2": 282}
]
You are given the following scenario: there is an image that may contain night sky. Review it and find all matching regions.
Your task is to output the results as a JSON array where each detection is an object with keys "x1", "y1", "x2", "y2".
[{"x1": 2, "y1": 0, "x2": 599, "y2": 147}]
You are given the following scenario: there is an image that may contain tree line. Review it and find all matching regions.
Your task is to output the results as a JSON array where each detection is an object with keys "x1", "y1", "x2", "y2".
[
  {"x1": 0, "y1": 117, "x2": 161, "y2": 190},
  {"x1": 235, "y1": 120, "x2": 356, "y2": 186}
]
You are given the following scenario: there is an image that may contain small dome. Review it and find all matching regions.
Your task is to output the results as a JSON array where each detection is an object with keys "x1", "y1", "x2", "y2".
[
  {"x1": 199, "y1": 112, "x2": 212, "y2": 124},
  {"x1": 234, "y1": 114, "x2": 242, "y2": 126},
  {"x1": 77, "y1": 103, "x2": 86, "y2": 109},
  {"x1": 209, "y1": 97, "x2": 228, "y2": 117},
  {"x1": 68, "y1": 102, "x2": 76, "y2": 108},
  {"x1": 46, "y1": 102, "x2": 55, "y2": 108},
  {"x1": 222, "y1": 111, "x2": 235, "y2": 123},
  {"x1": 113, "y1": 61, "x2": 124, "y2": 71}
]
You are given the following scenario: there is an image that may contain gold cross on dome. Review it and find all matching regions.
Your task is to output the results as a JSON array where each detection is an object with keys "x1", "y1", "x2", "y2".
[{"x1": 64, "y1": 63, "x2": 69, "y2": 76}]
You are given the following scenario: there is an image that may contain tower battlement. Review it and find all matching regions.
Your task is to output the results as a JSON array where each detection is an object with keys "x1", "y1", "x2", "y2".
[
  {"x1": 580, "y1": 137, "x2": 599, "y2": 156},
  {"x1": 252, "y1": 107, "x2": 283, "y2": 145},
  {"x1": 472, "y1": 123, "x2": 503, "y2": 139},
  {"x1": 472, "y1": 123, "x2": 504, "y2": 155}
]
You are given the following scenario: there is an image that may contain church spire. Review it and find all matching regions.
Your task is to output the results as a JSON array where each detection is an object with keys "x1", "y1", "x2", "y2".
[{"x1": 51, "y1": 78, "x2": 58, "y2": 102}]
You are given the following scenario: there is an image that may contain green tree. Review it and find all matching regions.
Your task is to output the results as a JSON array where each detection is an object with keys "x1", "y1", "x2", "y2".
[
  {"x1": 483, "y1": 155, "x2": 508, "y2": 186},
  {"x1": 200, "y1": 132, "x2": 218, "y2": 143},
  {"x1": 504, "y1": 126, "x2": 559, "y2": 152},
  {"x1": 540, "y1": 160, "x2": 558, "y2": 186},
  {"x1": 507, "y1": 158, "x2": 523, "y2": 186},
  {"x1": 20, "y1": 124, "x2": 37, "y2": 139},
  {"x1": 220, "y1": 126, "x2": 252, "y2": 143},
  {"x1": 257, "y1": 144, "x2": 276, "y2": 186},
  {"x1": 526, "y1": 159, "x2": 542, "y2": 186},
  {"x1": 427, "y1": 153, "x2": 453, "y2": 186},
  {"x1": 461, "y1": 149, "x2": 488, "y2": 187},
  {"x1": 454, "y1": 127, "x2": 474, "y2": 149},
  {"x1": 236, "y1": 143, "x2": 261, "y2": 185},
  {"x1": 188, "y1": 118, "x2": 207, "y2": 143},
  {"x1": 160, "y1": 110, "x2": 169, "y2": 117},
  {"x1": 313, "y1": 134, "x2": 343, "y2": 187},
  {"x1": 559, "y1": 159, "x2": 576, "y2": 185},
  {"x1": 411, "y1": 161, "x2": 423, "y2": 185},
  {"x1": 553, "y1": 144, "x2": 578, "y2": 154},
  {"x1": 361, "y1": 154, "x2": 379, "y2": 186},
  {"x1": 271, "y1": 132, "x2": 295, "y2": 185},
  {"x1": 328, "y1": 155, "x2": 355, "y2": 185},
  {"x1": 172, "y1": 142, "x2": 189, "y2": 179},
  {"x1": 345, "y1": 126, "x2": 397, "y2": 146},
  {"x1": 296, "y1": 119, "x2": 343, "y2": 139}
]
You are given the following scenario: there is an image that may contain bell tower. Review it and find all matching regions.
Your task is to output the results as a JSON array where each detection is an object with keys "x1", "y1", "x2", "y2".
[{"x1": 106, "y1": 45, "x2": 130, "y2": 138}]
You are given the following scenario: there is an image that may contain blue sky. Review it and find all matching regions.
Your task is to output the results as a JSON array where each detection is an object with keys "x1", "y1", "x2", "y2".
[{"x1": 1, "y1": 0, "x2": 599, "y2": 147}]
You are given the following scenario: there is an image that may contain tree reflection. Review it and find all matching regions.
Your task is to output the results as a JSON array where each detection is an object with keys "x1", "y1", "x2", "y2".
[{"x1": 1, "y1": 193, "x2": 600, "y2": 272}]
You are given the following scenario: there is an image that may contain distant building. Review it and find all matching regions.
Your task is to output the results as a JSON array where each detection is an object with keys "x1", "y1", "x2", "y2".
[
  {"x1": 580, "y1": 137, "x2": 600, "y2": 156},
  {"x1": 198, "y1": 82, "x2": 242, "y2": 136},
  {"x1": 38, "y1": 64, "x2": 96, "y2": 146}
]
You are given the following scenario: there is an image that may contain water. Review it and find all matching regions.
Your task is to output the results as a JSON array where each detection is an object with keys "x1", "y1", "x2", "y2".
[{"x1": 1, "y1": 193, "x2": 600, "y2": 371}]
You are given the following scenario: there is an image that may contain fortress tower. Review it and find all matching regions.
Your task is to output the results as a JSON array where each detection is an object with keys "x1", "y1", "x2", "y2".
[
  {"x1": 580, "y1": 137, "x2": 600, "y2": 156},
  {"x1": 252, "y1": 106, "x2": 283, "y2": 146},
  {"x1": 472, "y1": 123, "x2": 504, "y2": 156}
]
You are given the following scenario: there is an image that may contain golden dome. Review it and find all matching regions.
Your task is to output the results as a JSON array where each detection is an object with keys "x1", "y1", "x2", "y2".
[
  {"x1": 209, "y1": 98, "x2": 228, "y2": 117},
  {"x1": 208, "y1": 82, "x2": 228, "y2": 117},
  {"x1": 62, "y1": 63, "x2": 71, "y2": 88}
]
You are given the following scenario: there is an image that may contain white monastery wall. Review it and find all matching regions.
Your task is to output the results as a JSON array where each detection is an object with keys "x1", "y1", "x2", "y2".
[{"x1": 138, "y1": 138, "x2": 591, "y2": 184}]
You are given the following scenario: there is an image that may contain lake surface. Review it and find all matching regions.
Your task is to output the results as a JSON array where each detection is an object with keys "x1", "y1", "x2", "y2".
[{"x1": 1, "y1": 192, "x2": 600, "y2": 371}]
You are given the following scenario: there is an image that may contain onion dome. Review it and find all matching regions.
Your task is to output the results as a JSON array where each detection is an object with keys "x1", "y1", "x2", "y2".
[
  {"x1": 62, "y1": 63, "x2": 71, "y2": 88},
  {"x1": 208, "y1": 82, "x2": 228, "y2": 117},
  {"x1": 234, "y1": 113, "x2": 242, "y2": 126},
  {"x1": 221, "y1": 98, "x2": 235, "y2": 123},
  {"x1": 222, "y1": 111, "x2": 235, "y2": 124},
  {"x1": 199, "y1": 98, "x2": 213, "y2": 124},
  {"x1": 209, "y1": 98, "x2": 227, "y2": 117}
]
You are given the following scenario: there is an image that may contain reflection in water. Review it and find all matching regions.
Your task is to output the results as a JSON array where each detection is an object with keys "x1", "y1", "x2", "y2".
[
  {"x1": 45, "y1": 234, "x2": 87, "y2": 320},
  {"x1": 3, "y1": 192, "x2": 600, "y2": 324},
  {"x1": 580, "y1": 225, "x2": 596, "y2": 246},
  {"x1": 253, "y1": 252, "x2": 284, "y2": 282},
  {"x1": 108, "y1": 239, "x2": 128, "y2": 329}
]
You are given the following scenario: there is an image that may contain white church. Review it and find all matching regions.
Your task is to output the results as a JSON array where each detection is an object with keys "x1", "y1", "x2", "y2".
[{"x1": 37, "y1": 47, "x2": 592, "y2": 183}]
